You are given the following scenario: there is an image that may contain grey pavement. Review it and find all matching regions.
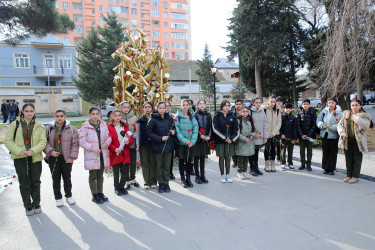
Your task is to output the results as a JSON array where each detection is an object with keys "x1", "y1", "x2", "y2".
[{"x1": 0, "y1": 144, "x2": 375, "y2": 249}]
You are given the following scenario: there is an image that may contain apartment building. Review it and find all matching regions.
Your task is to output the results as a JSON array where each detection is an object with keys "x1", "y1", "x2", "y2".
[{"x1": 56, "y1": 0, "x2": 191, "y2": 60}]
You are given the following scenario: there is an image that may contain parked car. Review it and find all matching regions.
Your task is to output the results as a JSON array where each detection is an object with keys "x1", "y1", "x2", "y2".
[
  {"x1": 297, "y1": 97, "x2": 322, "y2": 109},
  {"x1": 350, "y1": 93, "x2": 374, "y2": 105},
  {"x1": 101, "y1": 102, "x2": 116, "y2": 118},
  {"x1": 230, "y1": 99, "x2": 252, "y2": 112}
]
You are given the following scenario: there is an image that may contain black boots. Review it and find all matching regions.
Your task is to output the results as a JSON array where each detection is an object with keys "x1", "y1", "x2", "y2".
[
  {"x1": 98, "y1": 193, "x2": 108, "y2": 202},
  {"x1": 92, "y1": 194, "x2": 104, "y2": 204},
  {"x1": 186, "y1": 174, "x2": 193, "y2": 188},
  {"x1": 195, "y1": 176, "x2": 202, "y2": 184},
  {"x1": 200, "y1": 175, "x2": 209, "y2": 183},
  {"x1": 299, "y1": 164, "x2": 306, "y2": 170},
  {"x1": 158, "y1": 184, "x2": 165, "y2": 193}
]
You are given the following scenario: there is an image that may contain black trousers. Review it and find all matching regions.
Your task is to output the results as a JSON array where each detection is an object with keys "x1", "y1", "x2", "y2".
[
  {"x1": 194, "y1": 156, "x2": 206, "y2": 177},
  {"x1": 179, "y1": 158, "x2": 192, "y2": 180},
  {"x1": 2, "y1": 113, "x2": 8, "y2": 123},
  {"x1": 321, "y1": 136, "x2": 339, "y2": 172},
  {"x1": 48, "y1": 155, "x2": 72, "y2": 200},
  {"x1": 264, "y1": 139, "x2": 276, "y2": 161},
  {"x1": 276, "y1": 141, "x2": 281, "y2": 161},
  {"x1": 113, "y1": 163, "x2": 127, "y2": 190},
  {"x1": 249, "y1": 148, "x2": 260, "y2": 170}
]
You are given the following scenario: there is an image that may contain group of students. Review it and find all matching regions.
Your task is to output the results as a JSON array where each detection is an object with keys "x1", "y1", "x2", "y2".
[
  {"x1": 4, "y1": 96, "x2": 373, "y2": 216},
  {"x1": 1, "y1": 99, "x2": 20, "y2": 124}
]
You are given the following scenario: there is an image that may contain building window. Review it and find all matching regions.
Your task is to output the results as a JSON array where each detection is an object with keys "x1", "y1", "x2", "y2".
[
  {"x1": 165, "y1": 42, "x2": 169, "y2": 49},
  {"x1": 172, "y1": 42, "x2": 187, "y2": 49},
  {"x1": 92, "y1": 20, "x2": 96, "y2": 25},
  {"x1": 99, "y1": 5, "x2": 104, "y2": 11},
  {"x1": 91, "y1": 9, "x2": 95, "y2": 14},
  {"x1": 164, "y1": 22, "x2": 168, "y2": 28},
  {"x1": 141, "y1": 23, "x2": 144, "y2": 28},
  {"x1": 163, "y1": 1, "x2": 167, "y2": 8},
  {"x1": 132, "y1": 19, "x2": 137, "y2": 26},
  {"x1": 152, "y1": 42, "x2": 160, "y2": 47},
  {"x1": 151, "y1": 10, "x2": 159, "y2": 17},
  {"x1": 100, "y1": 16, "x2": 105, "y2": 22},
  {"x1": 177, "y1": 3, "x2": 183, "y2": 9},
  {"x1": 74, "y1": 16, "x2": 83, "y2": 22},
  {"x1": 171, "y1": 12, "x2": 187, "y2": 19},
  {"x1": 141, "y1": 13, "x2": 144, "y2": 18},
  {"x1": 151, "y1": 0, "x2": 159, "y2": 6},
  {"x1": 74, "y1": 25, "x2": 84, "y2": 33},
  {"x1": 163, "y1": 12, "x2": 168, "y2": 18},
  {"x1": 73, "y1": 4, "x2": 83, "y2": 10},
  {"x1": 171, "y1": 22, "x2": 188, "y2": 29},
  {"x1": 131, "y1": 8, "x2": 137, "y2": 14},
  {"x1": 175, "y1": 52, "x2": 186, "y2": 59},
  {"x1": 14, "y1": 54, "x2": 30, "y2": 68},
  {"x1": 62, "y1": 2, "x2": 68, "y2": 9},
  {"x1": 92, "y1": 0, "x2": 95, "y2": 2},
  {"x1": 152, "y1": 20, "x2": 160, "y2": 27},
  {"x1": 60, "y1": 81, "x2": 73, "y2": 86},
  {"x1": 165, "y1": 52, "x2": 169, "y2": 58},
  {"x1": 132, "y1": 30, "x2": 138, "y2": 36},
  {"x1": 152, "y1": 31, "x2": 160, "y2": 38},
  {"x1": 141, "y1": 2, "x2": 143, "y2": 7},
  {"x1": 171, "y1": 32, "x2": 187, "y2": 39},
  {"x1": 108, "y1": 0, "x2": 116, "y2": 2},
  {"x1": 120, "y1": 20, "x2": 127, "y2": 25},
  {"x1": 121, "y1": 7, "x2": 129, "y2": 14},
  {"x1": 122, "y1": 0, "x2": 126, "y2": 2},
  {"x1": 16, "y1": 82, "x2": 31, "y2": 86},
  {"x1": 164, "y1": 32, "x2": 169, "y2": 38},
  {"x1": 131, "y1": 0, "x2": 136, "y2": 4}
]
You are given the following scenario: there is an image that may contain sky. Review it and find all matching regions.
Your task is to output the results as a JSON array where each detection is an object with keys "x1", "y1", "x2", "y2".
[{"x1": 190, "y1": 0, "x2": 237, "y2": 61}]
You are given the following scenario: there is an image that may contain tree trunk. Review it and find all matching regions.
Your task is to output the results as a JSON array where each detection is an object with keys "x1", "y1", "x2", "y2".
[
  {"x1": 289, "y1": 41, "x2": 298, "y2": 109},
  {"x1": 254, "y1": 59, "x2": 263, "y2": 99}
]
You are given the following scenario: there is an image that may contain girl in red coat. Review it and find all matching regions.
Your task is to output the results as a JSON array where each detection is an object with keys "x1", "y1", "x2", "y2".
[{"x1": 108, "y1": 110, "x2": 133, "y2": 196}]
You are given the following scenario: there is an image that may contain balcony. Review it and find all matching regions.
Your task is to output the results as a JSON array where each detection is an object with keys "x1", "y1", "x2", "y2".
[{"x1": 33, "y1": 65, "x2": 65, "y2": 78}]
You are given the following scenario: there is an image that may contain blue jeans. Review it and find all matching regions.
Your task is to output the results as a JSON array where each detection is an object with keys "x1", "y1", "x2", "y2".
[{"x1": 9, "y1": 112, "x2": 16, "y2": 123}]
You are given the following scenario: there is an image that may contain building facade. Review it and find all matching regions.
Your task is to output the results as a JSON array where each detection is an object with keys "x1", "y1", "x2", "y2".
[
  {"x1": 56, "y1": 0, "x2": 191, "y2": 60},
  {"x1": 0, "y1": 35, "x2": 81, "y2": 114}
]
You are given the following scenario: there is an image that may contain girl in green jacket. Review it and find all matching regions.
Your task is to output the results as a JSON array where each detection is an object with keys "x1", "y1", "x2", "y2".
[
  {"x1": 175, "y1": 100, "x2": 199, "y2": 188},
  {"x1": 5, "y1": 103, "x2": 47, "y2": 216}
]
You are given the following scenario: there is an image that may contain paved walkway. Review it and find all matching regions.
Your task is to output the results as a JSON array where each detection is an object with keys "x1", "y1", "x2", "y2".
[{"x1": 0, "y1": 145, "x2": 374, "y2": 249}]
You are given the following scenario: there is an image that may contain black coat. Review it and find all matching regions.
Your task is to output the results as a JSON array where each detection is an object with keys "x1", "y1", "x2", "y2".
[
  {"x1": 280, "y1": 114, "x2": 297, "y2": 140},
  {"x1": 297, "y1": 107, "x2": 317, "y2": 138},
  {"x1": 146, "y1": 111, "x2": 176, "y2": 153},
  {"x1": 137, "y1": 115, "x2": 152, "y2": 148},
  {"x1": 194, "y1": 109, "x2": 212, "y2": 143},
  {"x1": 8, "y1": 103, "x2": 17, "y2": 113},
  {"x1": 1, "y1": 103, "x2": 8, "y2": 114},
  {"x1": 212, "y1": 111, "x2": 239, "y2": 144}
]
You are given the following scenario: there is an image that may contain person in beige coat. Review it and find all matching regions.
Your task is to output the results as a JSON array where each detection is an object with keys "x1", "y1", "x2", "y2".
[
  {"x1": 262, "y1": 96, "x2": 282, "y2": 172},
  {"x1": 337, "y1": 99, "x2": 373, "y2": 184}
]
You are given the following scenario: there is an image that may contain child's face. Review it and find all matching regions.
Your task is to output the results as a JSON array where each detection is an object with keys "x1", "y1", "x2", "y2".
[
  {"x1": 302, "y1": 102, "x2": 310, "y2": 111},
  {"x1": 198, "y1": 101, "x2": 206, "y2": 111},
  {"x1": 165, "y1": 103, "x2": 171, "y2": 112},
  {"x1": 89, "y1": 110, "x2": 100, "y2": 122},
  {"x1": 241, "y1": 108, "x2": 249, "y2": 117},
  {"x1": 23, "y1": 106, "x2": 35, "y2": 120},
  {"x1": 112, "y1": 112, "x2": 122, "y2": 123},
  {"x1": 181, "y1": 101, "x2": 189, "y2": 112},
  {"x1": 235, "y1": 102, "x2": 243, "y2": 111},
  {"x1": 157, "y1": 104, "x2": 166, "y2": 115},
  {"x1": 121, "y1": 103, "x2": 131, "y2": 114},
  {"x1": 351, "y1": 102, "x2": 361, "y2": 113},
  {"x1": 253, "y1": 99, "x2": 262, "y2": 109},
  {"x1": 327, "y1": 100, "x2": 336, "y2": 110},
  {"x1": 284, "y1": 108, "x2": 292, "y2": 114},
  {"x1": 143, "y1": 104, "x2": 152, "y2": 114},
  {"x1": 268, "y1": 98, "x2": 276, "y2": 109},
  {"x1": 277, "y1": 101, "x2": 284, "y2": 107},
  {"x1": 55, "y1": 112, "x2": 66, "y2": 124},
  {"x1": 222, "y1": 102, "x2": 230, "y2": 112}
]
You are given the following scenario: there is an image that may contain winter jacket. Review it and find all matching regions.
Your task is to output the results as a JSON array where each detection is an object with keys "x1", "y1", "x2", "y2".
[
  {"x1": 146, "y1": 111, "x2": 176, "y2": 153},
  {"x1": 175, "y1": 109, "x2": 199, "y2": 145},
  {"x1": 297, "y1": 107, "x2": 317, "y2": 138},
  {"x1": 5, "y1": 117, "x2": 47, "y2": 163},
  {"x1": 1, "y1": 103, "x2": 8, "y2": 114},
  {"x1": 108, "y1": 121, "x2": 133, "y2": 165},
  {"x1": 280, "y1": 114, "x2": 298, "y2": 140},
  {"x1": 194, "y1": 109, "x2": 212, "y2": 143},
  {"x1": 235, "y1": 118, "x2": 256, "y2": 156},
  {"x1": 337, "y1": 110, "x2": 372, "y2": 153},
  {"x1": 250, "y1": 105, "x2": 270, "y2": 146},
  {"x1": 137, "y1": 115, "x2": 152, "y2": 148},
  {"x1": 316, "y1": 106, "x2": 343, "y2": 140},
  {"x1": 122, "y1": 111, "x2": 138, "y2": 149},
  {"x1": 79, "y1": 119, "x2": 112, "y2": 170},
  {"x1": 8, "y1": 103, "x2": 17, "y2": 113},
  {"x1": 262, "y1": 103, "x2": 282, "y2": 136},
  {"x1": 44, "y1": 120, "x2": 79, "y2": 162},
  {"x1": 212, "y1": 111, "x2": 239, "y2": 144}
]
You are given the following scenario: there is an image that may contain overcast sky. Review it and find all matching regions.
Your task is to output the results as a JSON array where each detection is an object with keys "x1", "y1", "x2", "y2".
[{"x1": 190, "y1": 0, "x2": 237, "y2": 61}]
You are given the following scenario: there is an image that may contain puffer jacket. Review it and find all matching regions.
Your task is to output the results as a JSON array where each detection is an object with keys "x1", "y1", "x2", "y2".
[
  {"x1": 250, "y1": 105, "x2": 269, "y2": 146},
  {"x1": 44, "y1": 120, "x2": 79, "y2": 162},
  {"x1": 194, "y1": 109, "x2": 212, "y2": 143},
  {"x1": 337, "y1": 110, "x2": 372, "y2": 153},
  {"x1": 262, "y1": 103, "x2": 282, "y2": 136},
  {"x1": 5, "y1": 117, "x2": 47, "y2": 163},
  {"x1": 235, "y1": 117, "x2": 256, "y2": 156},
  {"x1": 175, "y1": 109, "x2": 199, "y2": 145},
  {"x1": 212, "y1": 111, "x2": 239, "y2": 144},
  {"x1": 137, "y1": 115, "x2": 152, "y2": 148},
  {"x1": 108, "y1": 121, "x2": 133, "y2": 165},
  {"x1": 122, "y1": 111, "x2": 138, "y2": 149},
  {"x1": 146, "y1": 111, "x2": 176, "y2": 153},
  {"x1": 316, "y1": 106, "x2": 343, "y2": 140},
  {"x1": 280, "y1": 114, "x2": 298, "y2": 140},
  {"x1": 297, "y1": 107, "x2": 317, "y2": 138},
  {"x1": 79, "y1": 119, "x2": 112, "y2": 170}
]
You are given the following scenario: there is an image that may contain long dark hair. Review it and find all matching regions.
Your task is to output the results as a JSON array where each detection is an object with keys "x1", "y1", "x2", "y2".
[
  {"x1": 238, "y1": 106, "x2": 255, "y2": 133},
  {"x1": 20, "y1": 103, "x2": 36, "y2": 120},
  {"x1": 181, "y1": 99, "x2": 193, "y2": 121},
  {"x1": 351, "y1": 99, "x2": 374, "y2": 128},
  {"x1": 327, "y1": 97, "x2": 338, "y2": 117}
]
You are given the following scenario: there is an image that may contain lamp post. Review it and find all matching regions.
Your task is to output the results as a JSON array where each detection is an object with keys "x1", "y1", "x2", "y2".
[{"x1": 211, "y1": 67, "x2": 217, "y2": 112}]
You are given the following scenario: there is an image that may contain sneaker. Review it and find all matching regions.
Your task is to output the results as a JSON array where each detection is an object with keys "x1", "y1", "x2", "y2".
[
  {"x1": 281, "y1": 165, "x2": 286, "y2": 171},
  {"x1": 144, "y1": 185, "x2": 150, "y2": 190},
  {"x1": 195, "y1": 176, "x2": 202, "y2": 184},
  {"x1": 126, "y1": 181, "x2": 131, "y2": 190},
  {"x1": 164, "y1": 184, "x2": 171, "y2": 193},
  {"x1": 98, "y1": 193, "x2": 109, "y2": 202},
  {"x1": 221, "y1": 175, "x2": 227, "y2": 183},
  {"x1": 201, "y1": 176, "x2": 209, "y2": 184},
  {"x1": 289, "y1": 165, "x2": 294, "y2": 170},
  {"x1": 92, "y1": 194, "x2": 104, "y2": 204},
  {"x1": 323, "y1": 170, "x2": 329, "y2": 174},
  {"x1": 328, "y1": 171, "x2": 335, "y2": 175},
  {"x1": 26, "y1": 208, "x2": 34, "y2": 216},
  {"x1": 232, "y1": 164, "x2": 237, "y2": 168},
  {"x1": 56, "y1": 199, "x2": 64, "y2": 207},
  {"x1": 306, "y1": 165, "x2": 312, "y2": 171},
  {"x1": 250, "y1": 170, "x2": 258, "y2": 177},
  {"x1": 158, "y1": 184, "x2": 165, "y2": 193},
  {"x1": 34, "y1": 205, "x2": 42, "y2": 214},
  {"x1": 237, "y1": 172, "x2": 245, "y2": 180},
  {"x1": 115, "y1": 189, "x2": 123, "y2": 196},
  {"x1": 66, "y1": 197, "x2": 76, "y2": 205},
  {"x1": 170, "y1": 174, "x2": 176, "y2": 180},
  {"x1": 226, "y1": 174, "x2": 233, "y2": 183},
  {"x1": 244, "y1": 172, "x2": 252, "y2": 179},
  {"x1": 131, "y1": 179, "x2": 140, "y2": 187},
  {"x1": 299, "y1": 164, "x2": 306, "y2": 170},
  {"x1": 120, "y1": 188, "x2": 129, "y2": 195},
  {"x1": 151, "y1": 185, "x2": 157, "y2": 189}
]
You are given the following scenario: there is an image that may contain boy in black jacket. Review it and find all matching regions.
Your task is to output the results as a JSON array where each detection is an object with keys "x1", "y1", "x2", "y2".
[
  {"x1": 297, "y1": 99, "x2": 317, "y2": 171},
  {"x1": 280, "y1": 103, "x2": 297, "y2": 170}
]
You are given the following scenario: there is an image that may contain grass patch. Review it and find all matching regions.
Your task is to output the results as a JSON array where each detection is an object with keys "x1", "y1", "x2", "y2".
[{"x1": 71, "y1": 119, "x2": 110, "y2": 128}]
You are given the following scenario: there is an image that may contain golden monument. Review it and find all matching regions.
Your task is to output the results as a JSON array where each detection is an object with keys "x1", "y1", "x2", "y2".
[{"x1": 111, "y1": 29, "x2": 173, "y2": 117}]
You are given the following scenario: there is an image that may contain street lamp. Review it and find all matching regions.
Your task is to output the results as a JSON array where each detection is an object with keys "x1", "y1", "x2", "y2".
[{"x1": 211, "y1": 67, "x2": 217, "y2": 112}]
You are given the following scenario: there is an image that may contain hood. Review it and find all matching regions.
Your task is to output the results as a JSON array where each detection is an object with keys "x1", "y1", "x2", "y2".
[
  {"x1": 151, "y1": 111, "x2": 170, "y2": 120},
  {"x1": 81, "y1": 119, "x2": 107, "y2": 129},
  {"x1": 196, "y1": 109, "x2": 209, "y2": 115},
  {"x1": 109, "y1": 120, "x2": 128, "y2": 128},
  {"x1": 123, "y1": 111, "x2": 135, "y2": 119},
  {"x1": 250, "y1": 105, "x2": 264, "y2": 112},
  {"x1": 324, "y1": 105, "x2": 342, "y2": 112},
  {"x1": 215, "y1": 110, "x2": 234, "y2": 117},
  {"x1": 137, "y1": 114, "x2": 150, "y2": 123},
  {"x1": 49, "y1": 120, "x2": 71, "y2": 126},
  {"x1": 176, "y1": 109, "x2": 193, "y2": 118},
  {"x1": 262, "y1": 103, "x2": 282, "y2": 111}
]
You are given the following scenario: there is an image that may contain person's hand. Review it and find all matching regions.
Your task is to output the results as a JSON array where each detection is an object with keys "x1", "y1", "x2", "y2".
[
  {"x1": 281, "y1": 135, "x2": 286, "y2": 139},
  {"x1": 115, "y1": 148, "x2": 121, "y2": 154},
  {"x1": 26, "y1": 151, "x2": 33, "y2": 156},
  {"x1": 185, "y1": 140, "x2": 191, "y2": 145},
  {"x1": 342, "y1": 133, "x2": 348, "y2": 139},
  {"x1": 227, "y1": 139, "x2": 232, "y2": 144},
  {"x1": 148, "y1": 138, "x2": 151, "y2": 141},
  {"x1": 302, "y1": 135, "x2": 307, "y2": 140},
  {"x1": 263, "y1": 139, "x2": 267, "y2": 144},
  {"x1": 91, "y1": 147, "x2": 101, "y2": 154},
  {"x1": 162, "y1": 136, "x2": 169, "y2": 141},
  {"x1": 20, "y1": 150, "x2": 28, "y2": 156},
  {"x1": 66, "y1": 159, "x2": 73, "y2": 164},
  {"x1": 327, "y1": 125, "x2": 331, "y2": 129},
  {"x1": 269, "y1": 134, "x2": 274, "y2": 139},
  {"x1": 256, "y1": 134, "x2": 261, "y2": 138},
  {"x1": 125, "y1": 140, "x2": 129, "y2": 145},
  {"x1": 322, "y1": 125, "x2": 327, "y2": 129},
  {"x1": 50, "y1": 151, "x2": 60, "y2": 157},
  {"x1": 205, "y1": 136, "x2": 210, "y2": 141},
  {"x1": 188, "y1": 142, "x2": 193, "y2": 148},
  {"x1": 246, "y1": 138, "x2": 250, "y2": 143},
  {"x1": 136, "y1": 147, "x2": 140, "y2": 151},
  {"x1": 132, "y1": 134, "x2": 136, "y2": 139},
  {"x1": 102, "y1": 143, "x2": 108, "y2": 149},
  {"x1": 200, "y1": 135, "x2": 206, "y2": 139},
  {"x1": 170, "y1": 130, "x2": 175, "y2": 135}
]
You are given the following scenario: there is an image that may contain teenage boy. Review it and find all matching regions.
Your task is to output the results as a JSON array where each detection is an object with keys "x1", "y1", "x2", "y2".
[
  {"x1": 1, "y1": 100, "x2": 8, "y2": 123},
  {"x1": 279, "y1": 103, "x2": 297, "y2": 170},
  {"x1": 297, "y1": 99, "x2": 317, "y2": 171},
  {"x1": 232, "y1": 99, "x2": 243, "y2": 168}
]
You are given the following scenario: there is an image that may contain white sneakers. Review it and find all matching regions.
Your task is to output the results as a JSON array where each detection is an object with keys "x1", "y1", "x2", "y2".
[
  {"x1": 221, "y1": 175, "x2": 227, "y2": 183},
  {"x1": 237, "y1": 172, "x2": 245, "y2": 180},
  {"x1": 289, "y1": 165, "x2": 294, "y2": 170},
  {"x1": 281, "y1": 165, "x2": 287, "y2": 170},
  {"x1": 226, "y1": 174, "x2": 233, "y2": 183},
  {"x1": 151, "y1": 185, "x2": 157, "y2": 189},
  {"x1": 221, "y1": 174, "x2": 233, "y2": 183},
  {"x1": 56, "y1": 197, "x2": 75, "y2": 207},
  {"x1": 56, "y1": 199, "x2": 64, "y2": 207},
  {"x1": 244, "y1": 172, "x2": 252, "y2": 179}
]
